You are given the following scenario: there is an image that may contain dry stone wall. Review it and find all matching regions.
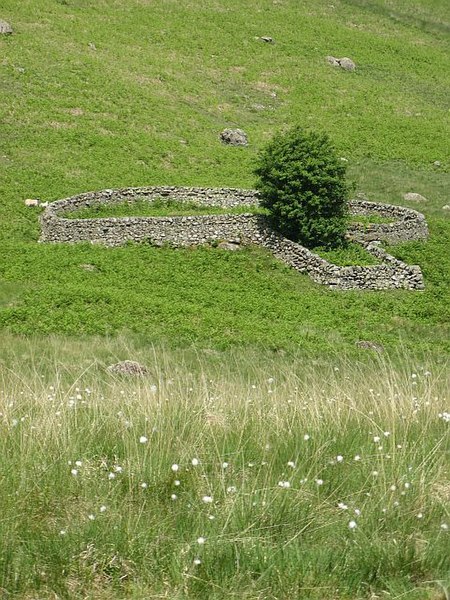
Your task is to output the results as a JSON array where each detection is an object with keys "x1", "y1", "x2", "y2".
[{"x1": 40, "y1": 186, "x2": 428, "y2": 290}]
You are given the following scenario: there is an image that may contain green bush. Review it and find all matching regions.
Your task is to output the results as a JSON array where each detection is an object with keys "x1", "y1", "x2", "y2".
[{"x1": 254, "y1": 127, "x2": 351, "y2": 249}]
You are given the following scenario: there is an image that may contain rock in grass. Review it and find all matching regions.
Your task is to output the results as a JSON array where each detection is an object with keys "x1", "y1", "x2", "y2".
[
  {"x1": 355, "y1": 340, "x2": 384, "y2": 353},
  {"x1": 218, "y1": 241, "x2": 240, "y2": 251},
  {"x1": 24, "y1": 199, "x2": 39, "y2": 207},
  {"x1": 219, "y1": 128, "x2": 248, "y2": 146},
  {"x1": 326, "y1": 55, "x2": 340, "y2": 67},
  {"x1": 0, "y1": 20, "x2": 13, "y2": 35},
  {"x1": 338, "y1": 57, "x2": 356, "y2": 71},
  {"x1": 80, "y1": 263, "x2": 98, "y2": 272},
  {"x1": 442, "y1": 205, "x2": 450, "y2": 211},
  {"x1": 403, "y1": 192, "x2": 427, "y2": 203},
  {"x1": 326, "y1": 56, "x2": 356, "y2": 71},
  {"x1": 259, "y1": 36, "x2": 274, "y2": 43},
  {"x1": 107, "y1": 360, "x2": 149, "y2": 376}
]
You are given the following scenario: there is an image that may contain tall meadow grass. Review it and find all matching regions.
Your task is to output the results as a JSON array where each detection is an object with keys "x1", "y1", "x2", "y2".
[{"x1": 0, "y1": 341, "x2": 448, "y2": 598}]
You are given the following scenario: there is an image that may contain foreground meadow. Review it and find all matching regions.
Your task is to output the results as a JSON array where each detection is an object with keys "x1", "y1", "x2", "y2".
[{"x1": 1, "y1": 341, "x2": 448, "y2": 599}]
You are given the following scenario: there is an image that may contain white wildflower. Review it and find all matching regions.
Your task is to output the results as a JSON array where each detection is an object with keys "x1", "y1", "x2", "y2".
[
  {"x1": 202, "y1": 495, "x2": 213, "y2": 503},
  {"x1": 197, "y1": 537, "x2": 206, "y2": 545},
  {"x1": 348, "y1": 520, "x2": 357, "y2": 529},
  {"x1": 171, "y1": 464, "x2": 179, "y2": 472},
  {"x1": 191, "y1": 458, "x2": 199, "y2": 466},
  {"x1": 139, "y1": 436, "x2": 148, "y2": 444}
]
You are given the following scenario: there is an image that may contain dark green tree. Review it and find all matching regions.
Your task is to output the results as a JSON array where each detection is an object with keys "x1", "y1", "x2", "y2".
[{"x1": 254, "y1": 127, "x2": 350, "y2": 249}]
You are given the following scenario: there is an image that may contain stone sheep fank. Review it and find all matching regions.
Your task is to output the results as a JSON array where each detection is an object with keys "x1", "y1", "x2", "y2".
[{"x1": 39, "y1": 187, "x2": 429, "y2": 290}]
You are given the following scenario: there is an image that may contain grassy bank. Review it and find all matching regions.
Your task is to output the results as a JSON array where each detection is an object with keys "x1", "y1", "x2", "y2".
[
  {"x1": 0, "y1": 345, "x2": 449, "y2": 599},
  {"x1": 1, "y1": 0, "x2": 449, "y2": 355}
]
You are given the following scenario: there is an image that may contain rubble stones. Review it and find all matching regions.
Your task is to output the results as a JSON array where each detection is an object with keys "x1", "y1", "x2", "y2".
[
  {"x1": 39, "y1": 187, "x2": 428, "y2": 291},
  {"x1": 219, "y1": 129, "x2": 248, "y2": 146},
  {"x1": 24, "y1": 199, "x2": 39, "y2": 207},
  {"x1": 107, "y1": 360, "x2": 149, "y2": 376}
]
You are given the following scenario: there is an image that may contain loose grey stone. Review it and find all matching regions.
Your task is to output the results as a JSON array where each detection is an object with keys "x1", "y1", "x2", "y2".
[
  {"x1": 259, "y1": 36, "x2": 274, "y2": 43},
  {"x1": 107, "y1": 360, "x2": 149, "y2": 376},
  {"x1": 80, "y1": 263, "x2": 98, "y2": 272},
  {"x1": 338, "y1": 57, "x2": 356, "y2": 71},
  {"x1": 24, "y1": 199, "x2": 39, "y2": 207},
  {"x1": 219, "y1": 128, "x2": 248, "y2": 146},
  {"x1": 218, "y1": 241, "x2": 240, "y2": 251},
  {"x1": 433, "y1": 160, "x2": 441, "y2": 167},
  {"x1": 403, "y1": 192, "x2": 427, "y2": 203},
  {"x1": 326, "y1": 55, "x2": 340, "y2": 67},
  {"x1": 0, "y1": 20, "x2": 13, "y2": 35},
  {"x1": 356, "y1": 340, "x2": 384, "y2": 353},
  {"x1": 442, "y1": 205, "x2": 450, "y2": 211}
]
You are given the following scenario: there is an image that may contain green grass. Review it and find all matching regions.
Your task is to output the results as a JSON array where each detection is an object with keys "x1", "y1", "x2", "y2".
[
  {"x1": 314, "y1": 242, "x2": 380, "y2": 266},
  {"x1": 0, "y1": 0, "x2": 449, "y2": 360},
  {"x1": 62, "y1": 198, "x2": 265, "y2": 219},
  {"x1": 0, "y1": 345, "x2": 448, "y2": 599},
  {"x1": 350, "y1": 214, "x2": 395, "y2": 225}
]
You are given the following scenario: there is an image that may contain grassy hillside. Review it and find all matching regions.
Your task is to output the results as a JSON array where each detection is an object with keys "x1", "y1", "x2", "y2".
[{"x1": 1, "y1": 0, "x2": 450, "y2": 356}]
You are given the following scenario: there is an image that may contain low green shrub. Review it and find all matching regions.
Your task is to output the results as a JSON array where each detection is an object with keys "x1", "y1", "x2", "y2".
[{"x1": 254, "y1": 127, "x2": 350, "y2": 249}]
